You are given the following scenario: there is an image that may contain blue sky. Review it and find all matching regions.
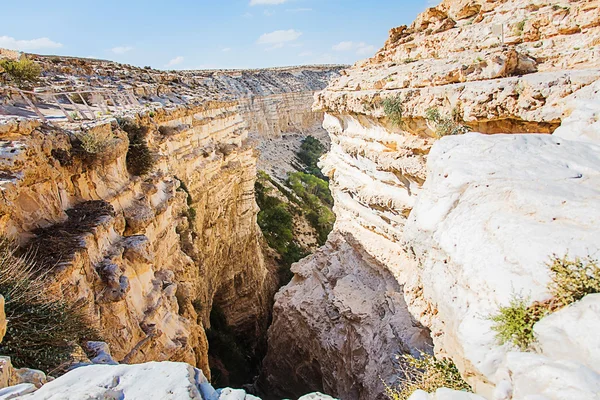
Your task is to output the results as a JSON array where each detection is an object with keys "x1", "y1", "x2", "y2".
[{"x1": 1, "y1": 0, "x2": 431, "y2": 70}]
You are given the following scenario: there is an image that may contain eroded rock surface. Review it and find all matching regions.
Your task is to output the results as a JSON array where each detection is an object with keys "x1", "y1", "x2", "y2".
[
  {"x1": 263, "y1": 0, "x2": 600, "y2": 399},
  {"x1": 261, "y1": 232, "x2": 432, "y2": 399},
  {"x1": 0, "y1": 58, "x2": 342, "y2": 382}
]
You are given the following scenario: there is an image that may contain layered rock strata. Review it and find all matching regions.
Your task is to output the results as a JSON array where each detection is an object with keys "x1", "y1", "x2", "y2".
[
  {"x1": 0, "y1": 60, "x2": 341, "y2": 382},
  {"x1": 263, "y1": 0, "x2": 600, "y2": 399}
]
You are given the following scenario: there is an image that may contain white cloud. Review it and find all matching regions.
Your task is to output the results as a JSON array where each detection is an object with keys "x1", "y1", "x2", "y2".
[
  {"x1": 264, "y1": 9, "x2": 275, "y2": 16},
  {"x1": 250, "y1": 0, "x2": 289, "y2": 5},
  {"x1": 332, "y1": 41, "x2": 377, "y2": 56},
  {"x1": 257, "y1": 29, "x2": 302, "y2": 47},
  {"x1": 356, "y1": 44, "x2": 376, "y2": 55},
  {"x1": 332, "y1": 41, "x2": 355, "y2": 52},
  {"x1": 111, "y1": 46, "x2": 133, "y2": 54},
  {"x1": 287, "y1": 8, "x2": 312, "y2": 12},
  {"x1": 166, "y1": 56, "x2": 184, "y2": 67},
  {"x1": 298, "y1": 51, "x2": 313, "y2": 57},
  {"x1": 243, "y1": 12, "x2": 253, "y2": 18},
  {"x1": 0, "y1": 36, "x2": 63, "y2": 51},
  {"x1": 222, "y1": 47, "x2": 231, "y2": 52}
]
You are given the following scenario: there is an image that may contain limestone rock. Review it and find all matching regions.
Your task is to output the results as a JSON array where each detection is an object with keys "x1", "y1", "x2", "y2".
[
  {"x1": 0, "y1": 383, "x2": 37, "y2": 400},
  {"x1": 261, "y1": 232, "x2": 432, "y2": 399},
  {"x1": 13, "y1": 369, "x2": 46, "y2": 389},
  {"x1": 534, "y1": 293, "x2": 600, "y2": 373},
  {"x1": 20, "y1": 362, "x2": 209, "y2": 399},
  {"x1": 404, "y1": 133, "x2": 600, "y2": 396}
]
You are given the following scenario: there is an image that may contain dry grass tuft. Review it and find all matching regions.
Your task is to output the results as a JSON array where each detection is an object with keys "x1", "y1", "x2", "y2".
[
  {"x1": 385, "y1": 353, "x2": 471, "y2": 400},
  {"x1": 0, "y1": 238, "x2": 100, "y2": 374}
]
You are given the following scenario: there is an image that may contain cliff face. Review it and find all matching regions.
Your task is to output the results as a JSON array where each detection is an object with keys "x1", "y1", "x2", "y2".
[
  {"x1": 263, "y1": 0, "x2": 600, "y2": 398},
  {"x1": 0, "y1": 57, "x2": 342, "y2": 381}
]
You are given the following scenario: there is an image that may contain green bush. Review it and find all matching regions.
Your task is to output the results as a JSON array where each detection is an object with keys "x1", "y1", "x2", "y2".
[
  {"x1": 72, "y1": 129, "x2": 115, "y2": 164},
  {"x1": 386, "y1": 353, "x2": 471, "y2": 400},
  {"x1": 548, "y1": 255, "x2": 600, "y2": 307},
  {"x1": 118, "y1": 119, "x2": 155, "y2": 176},
  {"x1": 287, "y1": 172, "x2": 335, "y2": 245},
  {"x1": 255, "y1": 174, "x2": 308, "y2": 273},
  {"x1": 382, "y1": 95, "x2": 404, "y2": 126},
  {"x1": 297, "y1": 136, "x2": 326, "y2": 179},
  {"x1": 425, "y1": 107, "x2": 470, "y2": 138},
  {"x1": 490, "y1": 255, "x2": 600, "y2": 350},
  {"x1": 0, "y1": 239, "x2": 100, "y2": 374},
  {"x1": 489, "y1": 296, "x2": 544, "y2": 350},
  {"x1": 0, "y1": 57, "x2": 41, "y2": 88}
]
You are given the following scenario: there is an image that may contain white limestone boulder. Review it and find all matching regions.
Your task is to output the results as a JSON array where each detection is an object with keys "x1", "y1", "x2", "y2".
[
  {"x1": 534, "y1": 293, "x2": 600, "y2": 373},
  {"x1": 404, "y1": 132, "x2": 600, "y2": 396},
  {"x1": 20, "y1": 362, "x2": 209, "y2": 399}
]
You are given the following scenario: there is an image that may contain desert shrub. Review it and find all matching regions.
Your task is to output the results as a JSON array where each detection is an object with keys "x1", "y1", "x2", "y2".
[
  {"x1": 72, "y1": 129, "x2": 115, "y2": 164},
  {"x1": 382, "y1": 95, "x2": 404, "y2": 126},
  {"x1": 77, "y1": 130, "x2": 111, "y2": 155},
  {"x1": 0, "y1": 239, "x2": 100, "y2": 374},
  {"x1": 118, "y1": 119, "x2": 155, "y2": 176},
  {"x1": 548, "y1": 255, "x2": 600, "y2": 307},
  {"x1": 490, "y1": 255, "x2": 600, "y2": 350},
  {"x1": 425, "y1": 107, "x2": 470, "y2": 138},
  {"x1": 386, "y1": 353, "x2": 471, "y2": 400},
  {"x1": 513, "y1": 20, "x2": 526, "y2": 36},
  {"x1": 297, "y1": 136, "x2": 326, "y2": 179},
  {"x1": 287, "y1": 172, "x2": 335, "y2": 245},
  {"x1": 255, "y1": 173, "x2": 308, "y2": 272},
  {"x1": 489, "y1": 296, "x2": 543, "y2": 350},
  {"x1": 0, "y1": 57, "x2": 41, "y2": 88}
]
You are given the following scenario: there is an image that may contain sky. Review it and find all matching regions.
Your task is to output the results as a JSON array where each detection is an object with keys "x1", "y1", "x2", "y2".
[{"x1": 1, "y1": 0, "x2": 432, "y2": 70}]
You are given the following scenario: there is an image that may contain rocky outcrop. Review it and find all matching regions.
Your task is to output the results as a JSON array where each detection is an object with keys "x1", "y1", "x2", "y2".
[
  {"x1": 263, "y1": 0, "x2": 600, "y2": 399},
  {"x1": 261, "y1": 231, "x2": 432, "y2": 399}
]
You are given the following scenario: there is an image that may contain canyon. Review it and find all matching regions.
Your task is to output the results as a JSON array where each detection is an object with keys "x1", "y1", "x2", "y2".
[
  {"x1": 1, "y1": 0, "x2": 600, "y2": 399},
  {"x1": 0, "y1": 54, "x2": 342, "y2": 393}
]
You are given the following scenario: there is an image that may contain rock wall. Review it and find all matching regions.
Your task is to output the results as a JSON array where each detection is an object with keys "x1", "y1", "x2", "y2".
[
  {"x1": 0, "y1": 105, "x2": 271, "y2": 377},
  {"x1": 0, "y1": 59, "x2": 342, "y2": 381},
  {"x1": 263, "y1": 0, "x2": 600, "y2": 399}
]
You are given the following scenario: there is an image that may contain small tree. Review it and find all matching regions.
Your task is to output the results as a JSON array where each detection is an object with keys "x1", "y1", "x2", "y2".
[{"x1": 0, "y1": 57, "x2": 42, "y2": 88}]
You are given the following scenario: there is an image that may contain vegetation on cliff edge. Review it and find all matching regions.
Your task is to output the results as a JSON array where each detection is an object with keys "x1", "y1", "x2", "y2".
[
  {"x1": 0, "y1": 57, "x2": 41, "y2": 88},
  {"x1": 0, "y1": 239, "x2": 100, "y2": 374},
  {"x1": 490, "y1": 255, "x2": 600, "y2": 350}
]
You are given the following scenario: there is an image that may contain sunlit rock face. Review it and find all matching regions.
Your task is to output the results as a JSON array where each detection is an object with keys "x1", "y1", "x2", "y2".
[{"x1": 263, "y1": 0, "x2": 600, "y2": 399}]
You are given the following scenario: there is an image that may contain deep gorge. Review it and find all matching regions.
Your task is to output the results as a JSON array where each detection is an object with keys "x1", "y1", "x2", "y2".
[{"x1": 1, "y1": 0, "x2": 600, "y2": 399}]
